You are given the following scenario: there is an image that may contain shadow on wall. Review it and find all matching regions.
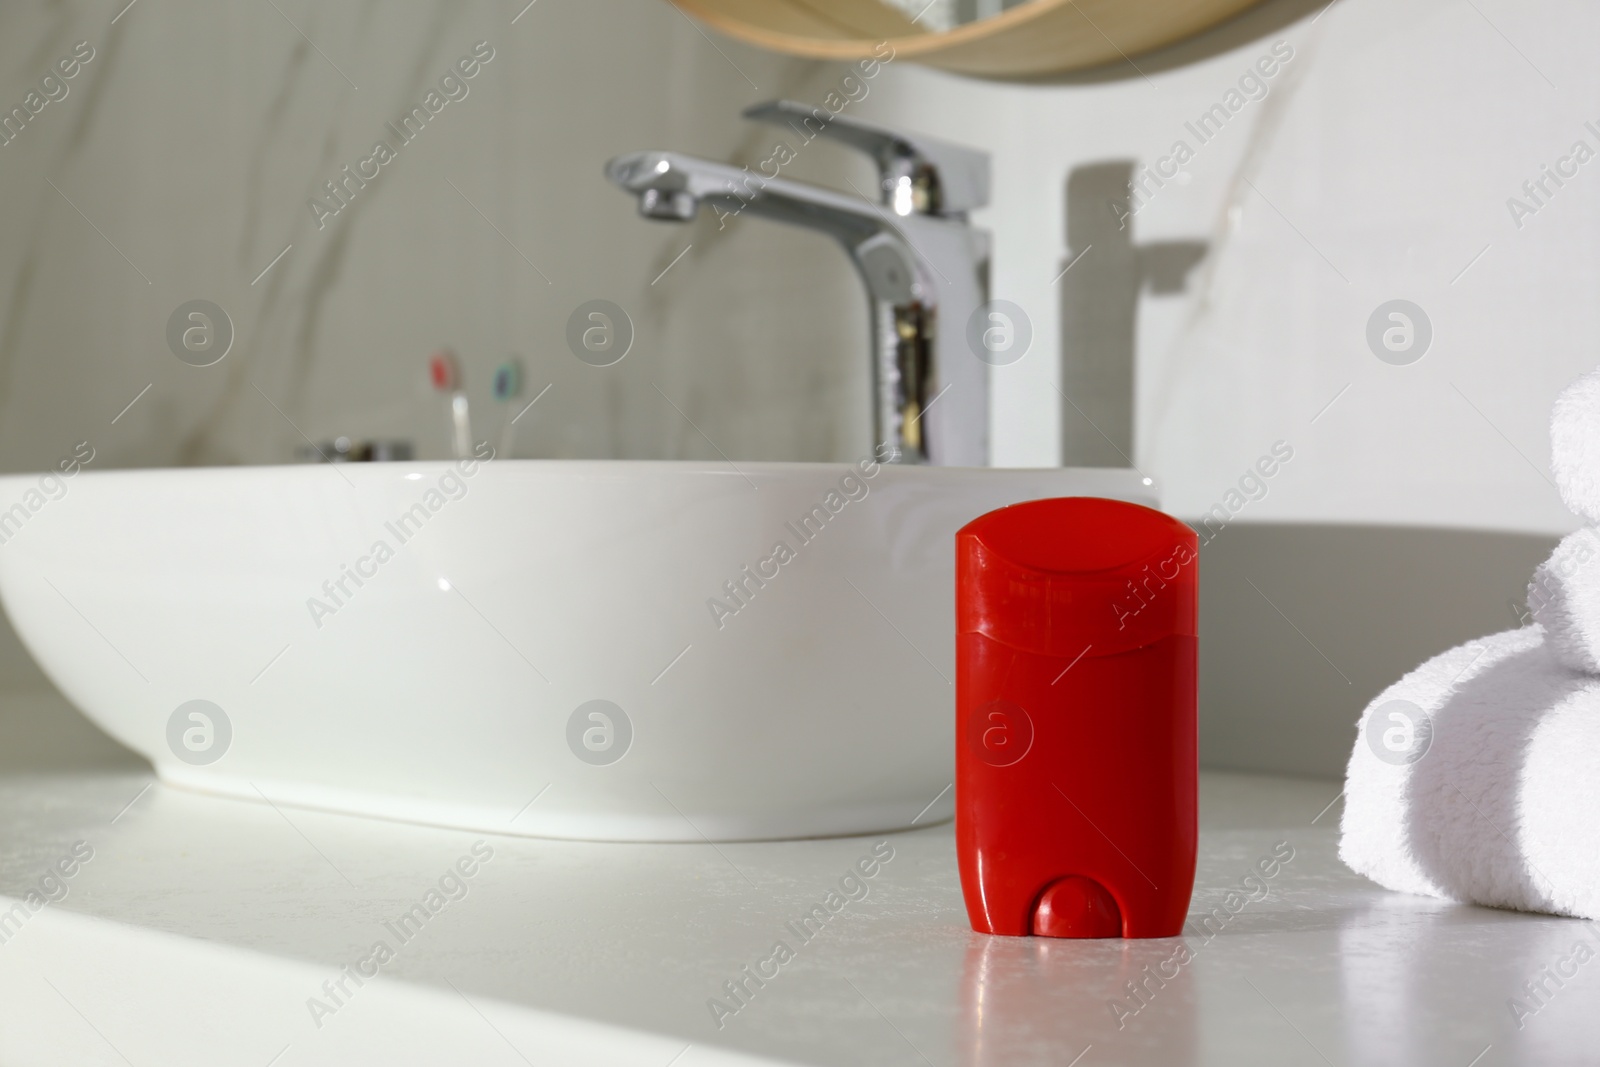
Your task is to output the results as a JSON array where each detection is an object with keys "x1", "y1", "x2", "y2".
[
  {"x1": 1196, "y1": 523, "x2": 1557, "y2": 779},
  {"x1": 1060, "y1": 161, "x2": 1206, "y2": 467}
]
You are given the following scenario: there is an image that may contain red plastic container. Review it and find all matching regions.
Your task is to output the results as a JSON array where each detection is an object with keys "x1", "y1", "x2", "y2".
[{"x1": 955, "y1": 497, "x2": 1198, "y2": 938}]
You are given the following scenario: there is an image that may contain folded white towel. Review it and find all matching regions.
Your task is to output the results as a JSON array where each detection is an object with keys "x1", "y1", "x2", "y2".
[
  {"x1": 1340, "y1": 625, "x2": 1600, "y2": 920},
  {"x1": 1552, "y1": 367, "x2": 1600, "y2": 525},
  {"x1": 1529, "y1": 529, "x2": 1600, "y2": 673}
]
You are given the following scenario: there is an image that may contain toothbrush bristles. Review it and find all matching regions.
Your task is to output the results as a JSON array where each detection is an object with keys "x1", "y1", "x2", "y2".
[
  {"x1": 495, "y1": 356, "x2": 525, "y2": 460},
  {"x1": 429, "y1": 349, "x2": 461, "y2": 392},
  {"x1": 493, "y1": 357, "x2": 523, "y2": 402}
]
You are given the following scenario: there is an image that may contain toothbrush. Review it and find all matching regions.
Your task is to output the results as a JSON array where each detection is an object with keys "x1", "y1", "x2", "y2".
[
  {"x1": 429, "y1": 348, "x2": 472, "y2": 459},
  {"x1": 492, "y1": 356, "x2": 523, "y2": 460}
]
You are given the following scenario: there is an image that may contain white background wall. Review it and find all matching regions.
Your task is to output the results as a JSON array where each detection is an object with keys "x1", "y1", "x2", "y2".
[
  {"x1": 2, "y1": 0, "x2": 1590, "y2": 529},
  {"x1": 0, "y1": 0, "x2": 1593, "y2": 776},
  {"x1": 864, "y1": 0, "x2": 1596, "y2": 536},
  {"x1": 848, "y1": 0, "x2": 1596, "y2": 773}
]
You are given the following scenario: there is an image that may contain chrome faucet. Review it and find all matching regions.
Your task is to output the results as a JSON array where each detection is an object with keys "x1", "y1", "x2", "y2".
[{"x1": 605, "y1": 101, "x2": 991, "y2": 466}]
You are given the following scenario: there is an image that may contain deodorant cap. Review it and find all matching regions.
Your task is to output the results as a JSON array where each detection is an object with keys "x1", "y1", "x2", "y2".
[{"x1": 957, "y1": 497, "x2": 1198, "y2": 661}]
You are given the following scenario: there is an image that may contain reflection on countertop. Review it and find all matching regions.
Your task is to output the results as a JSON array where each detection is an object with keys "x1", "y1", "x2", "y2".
[{"x1": 0, "y1": 755, "x2": 1593, "y2": 1065}]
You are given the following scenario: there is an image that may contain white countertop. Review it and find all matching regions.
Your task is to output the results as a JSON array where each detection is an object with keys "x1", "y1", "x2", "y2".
[{"x1": 1, "y1": 750, "x2": 1595, "y2": 1065}]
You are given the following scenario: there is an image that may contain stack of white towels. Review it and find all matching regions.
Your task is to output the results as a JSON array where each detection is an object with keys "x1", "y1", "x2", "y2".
[{"x1": 1341, "y1": 368, "x2": 1600, "y2": 920}]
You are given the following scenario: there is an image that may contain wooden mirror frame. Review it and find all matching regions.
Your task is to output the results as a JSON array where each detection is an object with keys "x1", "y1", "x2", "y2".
[{"x1": 669, "y1": 0, "x2": 1270, "y2": 78}]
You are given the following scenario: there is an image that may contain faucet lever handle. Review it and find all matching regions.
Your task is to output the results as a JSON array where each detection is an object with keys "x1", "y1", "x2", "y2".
[{"x1": 742, "y1": 100, "x2": 989, "y2": 217}]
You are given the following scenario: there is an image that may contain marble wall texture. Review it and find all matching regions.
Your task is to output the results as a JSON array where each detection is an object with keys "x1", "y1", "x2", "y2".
[
  {"x1": 3, "y1": 0, "x2": 1593, "y2": 516},
  {"x1": 0, "y1": 0, "x2": 1595, "y2": 775},
  {"x1": 0, "y1": 0, "x2": 872, "y2": 475}
]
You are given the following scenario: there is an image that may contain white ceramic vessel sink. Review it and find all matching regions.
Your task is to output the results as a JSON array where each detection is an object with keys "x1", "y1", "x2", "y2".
[{"x1": 0, "y1": 458, "x2": 1154, "y2": 840}]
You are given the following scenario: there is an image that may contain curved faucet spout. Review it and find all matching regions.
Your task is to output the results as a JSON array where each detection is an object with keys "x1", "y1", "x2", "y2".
[
  {"x1": 608, "y1": 151, "x2": 886, "y2": 245},
  {"x1": 604, "y1": 131, "x2": 989, "y2": 466}
]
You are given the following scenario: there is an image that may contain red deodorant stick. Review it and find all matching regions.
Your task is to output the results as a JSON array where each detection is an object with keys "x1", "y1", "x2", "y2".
[{"x1": 955, "y1": 497, "x2": 1198, "y2": 938}]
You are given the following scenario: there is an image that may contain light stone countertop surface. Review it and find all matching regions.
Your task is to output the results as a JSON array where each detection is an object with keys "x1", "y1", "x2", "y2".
[{"x1": 0, "y1": 726, "x2": 1595, "y2": 1066}]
